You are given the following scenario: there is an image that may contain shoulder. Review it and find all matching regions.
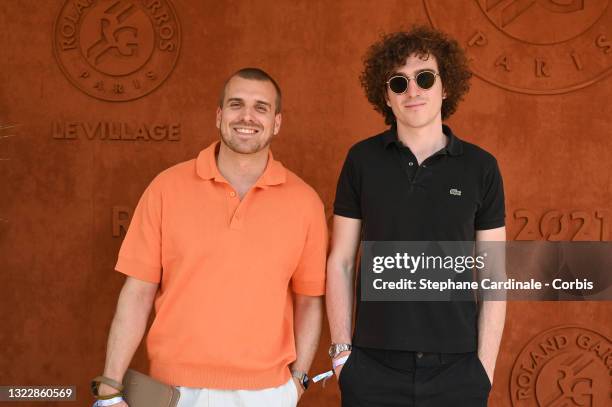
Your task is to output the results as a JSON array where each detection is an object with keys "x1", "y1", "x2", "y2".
[
  {"x1": 149, "y1": 158, "x2": 197, "y2": 191},
  {"x1": 339, "y1": 130, "x2": 391, "y2": 169},
  {"x1": 347, "y1": 131, "x2": 389, "y2": 156},
  {"x1": 458, "y1": 139, "x2": 500, "y2": 170},
  {"x1": 283, "y1": 169, "x2": 325, "y2": 211},
  {"x1": 460, "y1": 140, "x2": 497, "y2": 161}
]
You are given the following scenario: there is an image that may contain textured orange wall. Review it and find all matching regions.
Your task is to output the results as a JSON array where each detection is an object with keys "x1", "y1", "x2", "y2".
[{"x1": 1, "y1": 1, "x2": 610, "y2": 406}]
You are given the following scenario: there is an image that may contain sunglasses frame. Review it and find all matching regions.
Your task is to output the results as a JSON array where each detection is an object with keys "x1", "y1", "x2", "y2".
[{"x1": 386, "y1": 70, "x2": 441, "y2": 94}]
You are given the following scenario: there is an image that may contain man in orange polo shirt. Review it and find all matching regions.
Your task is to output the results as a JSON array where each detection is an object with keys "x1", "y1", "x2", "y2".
[{"x1": 94, "y1": 68, "x2": 327, "y2": 407}]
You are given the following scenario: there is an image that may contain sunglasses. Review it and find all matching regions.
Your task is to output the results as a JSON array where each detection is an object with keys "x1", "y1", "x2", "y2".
[{"x1": 386, "y1": 70, "x2": 440, "y2": 93}]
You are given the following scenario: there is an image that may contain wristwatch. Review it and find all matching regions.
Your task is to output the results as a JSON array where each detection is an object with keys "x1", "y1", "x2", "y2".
[
  {"x1": 328, "y1": 343, "x2": 352, "y2": 359},
  {"x1": 291, "y1": 370, "x2": 310, "y2": 390}
]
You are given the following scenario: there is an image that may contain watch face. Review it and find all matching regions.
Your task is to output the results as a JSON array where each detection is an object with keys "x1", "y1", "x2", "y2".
[{"x1": 302, "y1": 375, "x2": 310, "y2": 390}]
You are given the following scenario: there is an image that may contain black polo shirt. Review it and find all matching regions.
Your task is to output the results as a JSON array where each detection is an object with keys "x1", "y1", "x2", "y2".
[{"x1": 334, "y1": 124, "x2": 505, "y2": 352}]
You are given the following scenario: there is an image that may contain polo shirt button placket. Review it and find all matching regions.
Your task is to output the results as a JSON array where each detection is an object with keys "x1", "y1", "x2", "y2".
[
  {"x1": 228, "y1": 189, "x2": 242, "y2": 229},
  {"x1": 230, "y1": 212, "x2": 243, "y2": 229}
]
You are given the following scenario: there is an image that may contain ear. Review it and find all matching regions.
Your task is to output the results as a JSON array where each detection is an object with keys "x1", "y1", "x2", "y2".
[
  {"x1": 385, "y1": 90, "x2": 391, "y2": 107},
  {"x1": 215, "y1": 107, "x2": 222, "y2": 129},
  {"x1": 273, "y1": 112, "x2": 282, "y2": 135}
]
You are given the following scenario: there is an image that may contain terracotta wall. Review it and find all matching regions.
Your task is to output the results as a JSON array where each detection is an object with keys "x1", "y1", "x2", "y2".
[{"x1": 1, "y1": 0, "x2": 610, "y2": 406}]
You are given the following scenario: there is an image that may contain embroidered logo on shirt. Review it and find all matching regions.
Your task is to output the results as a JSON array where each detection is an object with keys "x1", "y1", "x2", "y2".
[{"x1": 449, "y1": 188, "x2": 462, "y2": 196}]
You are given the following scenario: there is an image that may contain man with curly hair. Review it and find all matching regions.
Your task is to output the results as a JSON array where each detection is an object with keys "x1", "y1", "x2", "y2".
[{"x1": 326, "y1": 26, "x2": 506, "y2": 406}]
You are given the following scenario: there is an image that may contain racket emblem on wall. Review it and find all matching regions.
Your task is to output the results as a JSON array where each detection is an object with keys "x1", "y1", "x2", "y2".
[
  {"x1": 510, "y1": 326, "x2": 611, "y2": 406},
  {"x1": 424, "y1": 0, "x2": 612, "y2": 94},
  {"x1": 486, "y1": 0, "x2": 585, "y2": 29},
  {"x1": 54, "y1": 0, "x2": 181, "y2": 102}
]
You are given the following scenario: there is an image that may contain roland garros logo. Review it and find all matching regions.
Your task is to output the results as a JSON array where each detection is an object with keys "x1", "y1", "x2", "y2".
[
  {"x1": 53, "y1": 0, "x2": 180, "y2": 102},
  {"x1": 510, "y1": 326, "x2": 611, "y2": 406},
  {"x1": 424, "y1": 0, "x2": 612, "y2": 94}
]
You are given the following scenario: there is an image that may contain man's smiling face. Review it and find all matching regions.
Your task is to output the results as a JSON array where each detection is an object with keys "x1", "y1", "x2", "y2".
[{"x1": 216, "y1": 76, "x2": 281, "y2": 154}]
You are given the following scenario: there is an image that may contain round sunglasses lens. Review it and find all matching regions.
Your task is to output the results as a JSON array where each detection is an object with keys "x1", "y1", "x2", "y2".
[
  {"x1": 389, "y1": 76, "x2": 408, "y2": 93},
  {"x1": 416, "y1": 71, "x2": 436, "y2": 89}
]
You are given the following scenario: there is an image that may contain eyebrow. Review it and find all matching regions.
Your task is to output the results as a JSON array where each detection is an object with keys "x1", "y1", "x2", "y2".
[
  {"x1": 226, "y1": 97, "x2": 272, "y2": 108},
  {"x1": 391, "y1": 68, "x2": 436, "y2": 76},
  {"x1": 255, "y1": 100, "x2": 272, "y2": 108}
]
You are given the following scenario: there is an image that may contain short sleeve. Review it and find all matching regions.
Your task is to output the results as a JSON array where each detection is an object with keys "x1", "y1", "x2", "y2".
[
  {"x1": 333, "y1": 149, "x2": 362, "y2": 219},
  {"x1": 291, "y1": 198, "x2": 328, "y2": 296},
  {"x1": 475, "y1": 158, "x2": 506, "y2": 230},
  {"x1": 115, "y1": 178, "x2": 163, "y2": 283}
]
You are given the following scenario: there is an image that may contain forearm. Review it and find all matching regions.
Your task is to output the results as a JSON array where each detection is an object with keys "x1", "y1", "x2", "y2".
[
  {"x1": 291, "y1": 295, "x2": 323, "y2": 373},
  {"x1": 475, "y1": 226, "x2": 506, "y2": 377},
  {"x1": 102, "y1": 281, "x2": 157, "y2": 383},
  {"x1": 477, "y1": 299, "x2": 506, "y2": 371},
  {"x1": 326, "y1": 259, "x2": 354, "y2": 344}
]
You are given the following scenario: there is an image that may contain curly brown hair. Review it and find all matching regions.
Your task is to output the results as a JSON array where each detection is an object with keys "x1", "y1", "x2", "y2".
[{"x1": 360, "y1": 25, "x2": 472, "y2": 125}]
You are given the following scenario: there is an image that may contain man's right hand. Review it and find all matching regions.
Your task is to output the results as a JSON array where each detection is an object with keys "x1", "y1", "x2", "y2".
[
  {"x1": 333, "y1": 350, "x2": 352, "y2": 380},
  {"x1": 96, "y1": 383, "x2": 128, "y2": 407}
]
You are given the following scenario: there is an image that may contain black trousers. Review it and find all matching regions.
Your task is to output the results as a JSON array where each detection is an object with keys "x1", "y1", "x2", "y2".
[{"x1": 339, "y1": 346, "x2": 492, "y2": 407}]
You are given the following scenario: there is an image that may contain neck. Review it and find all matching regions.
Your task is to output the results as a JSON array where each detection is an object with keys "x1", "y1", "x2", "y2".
[
  {"x1": 216, "y1": 142, "x2": 269, "y2": 192},
  {"x1": 395, "y1": 116, "x2": 446, "y2": 163}
]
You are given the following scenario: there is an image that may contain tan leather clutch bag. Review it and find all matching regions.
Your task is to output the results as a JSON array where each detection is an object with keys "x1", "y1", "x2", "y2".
[{"x1": 122, "y1": 369, "x2": 180, "y2": 407}]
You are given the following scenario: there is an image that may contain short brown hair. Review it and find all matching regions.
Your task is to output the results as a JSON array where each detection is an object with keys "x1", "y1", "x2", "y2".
[
  {"x1": 219, "y1": 68, "x2": 282, "y2": 114},
  {"x1": 360, "y1": 25, "x2": 472, "y2": 125}
]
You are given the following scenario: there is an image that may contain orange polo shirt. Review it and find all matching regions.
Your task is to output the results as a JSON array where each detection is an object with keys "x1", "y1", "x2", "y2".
[{"x1": 115, "y1": 141, "x2": 327, "y2": 389}]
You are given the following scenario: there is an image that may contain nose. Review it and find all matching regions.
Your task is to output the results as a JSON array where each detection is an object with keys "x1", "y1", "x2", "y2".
[
  {"x1": 239, "y1": 106, "x2": 257, "y2": 123},
  {"x1": 406, "y1": 77, "x2": 420, "y2": 98}
]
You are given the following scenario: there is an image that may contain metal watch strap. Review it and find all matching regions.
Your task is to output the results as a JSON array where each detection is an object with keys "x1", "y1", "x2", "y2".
[{"x1": 329, "y1": 343, "x2": 352, "y2": 358}]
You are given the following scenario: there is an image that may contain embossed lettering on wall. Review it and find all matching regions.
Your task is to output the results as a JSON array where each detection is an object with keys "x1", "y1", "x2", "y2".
[
  {"x1": 54, "y1": 0, "x2": 181, "y2": 101},
  {"x1": 52, "y1": 121, "x2": 181, "y2": 141},
  {"x1": 510, "y1": 325, "x2": 611, "y2": 406},
  {"x1": 424, "y1": 0, "x2": 612, "y2": 94},
  {"x1": 513, "y1": 209, "x2": 610, "y2": 241},
  {"x1": 112, "y1": 206, "x2": 132, "y2": 237}
]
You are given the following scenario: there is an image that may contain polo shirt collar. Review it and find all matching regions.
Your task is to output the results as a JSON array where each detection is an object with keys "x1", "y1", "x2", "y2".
[
  {"x1": 196, "y1": 141, "x2": 287, "y2": 188},
  {"x1": 382, "y1": 123, "x2": 464, "y2": 156}
]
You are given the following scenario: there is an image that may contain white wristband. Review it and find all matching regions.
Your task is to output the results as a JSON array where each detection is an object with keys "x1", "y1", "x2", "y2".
[
  {"x1": 332, "y1": 355, "x2": 349, "y2": 370},
  {"x1": 312, "y1": 370, "x2": 333, "y2": 383},
  {"x1": 94, "y1": 396, "x2": 124, "y2": 406}
]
